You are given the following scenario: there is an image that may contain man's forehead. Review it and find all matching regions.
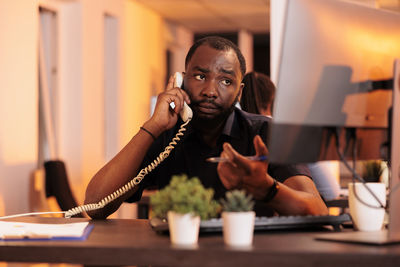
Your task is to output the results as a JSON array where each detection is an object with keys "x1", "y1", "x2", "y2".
[{"x1": 189, "y1": 45, "x2": 240, "y2": 73}]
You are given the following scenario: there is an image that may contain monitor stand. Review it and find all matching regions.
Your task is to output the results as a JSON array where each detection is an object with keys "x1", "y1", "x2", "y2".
[
  {"x1": 315, "y1": 230, "x2": 400, "y2": 245},
  {"x1": 316, "y1": 59, "x2": 400, "y2": 246}
]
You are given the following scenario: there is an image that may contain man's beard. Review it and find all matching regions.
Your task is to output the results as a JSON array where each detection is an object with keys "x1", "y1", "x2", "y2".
[{"x1": 190, "y1": 93, "x2": 239, "y2": 130}]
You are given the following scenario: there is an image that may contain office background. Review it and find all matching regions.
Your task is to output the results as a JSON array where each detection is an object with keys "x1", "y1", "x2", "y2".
[{"x1": 0, "y1": 0, "x2": 399, "y2": 221}]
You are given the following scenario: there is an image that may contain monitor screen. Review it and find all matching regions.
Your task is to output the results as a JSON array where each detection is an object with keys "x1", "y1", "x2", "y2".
[{"x1": 268, "y1": 0, "x2": 400, "y2": 164}]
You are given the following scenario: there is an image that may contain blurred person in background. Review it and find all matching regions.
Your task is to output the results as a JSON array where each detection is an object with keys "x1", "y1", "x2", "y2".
[{"x1": 240, "y1": 72, "x2": 275, "y2": 118}]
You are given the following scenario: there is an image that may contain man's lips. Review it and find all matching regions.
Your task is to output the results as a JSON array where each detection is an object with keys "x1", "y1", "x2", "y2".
[
  {"x1": 198, "y1": 102, "x2": 218, "y2": 109},
  {"x1": 195, "y1": 102, "x2": 220, "y2": 114}
]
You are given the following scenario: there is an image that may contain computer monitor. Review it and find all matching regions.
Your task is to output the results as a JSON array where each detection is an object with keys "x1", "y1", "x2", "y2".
[
  {"x1": 269, "y1": 0, "x2": 400, "y2": 245},
  {"x1": 269, "y1": 0, "x2": 400, "y2": 164}
]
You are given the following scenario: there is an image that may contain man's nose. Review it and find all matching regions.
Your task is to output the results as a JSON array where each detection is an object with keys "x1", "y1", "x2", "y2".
[{"x1": 201, "y1": 80, "x2": 218, "y2": 98}]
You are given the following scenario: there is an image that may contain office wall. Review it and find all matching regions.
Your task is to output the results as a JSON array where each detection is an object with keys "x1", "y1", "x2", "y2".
[
  {"x1": 0, "y1": 0, "x2": 38, "y2": 216},
  {"x1": 165, "y1": 23, "x2": 194, "y2": 75},
  {"x1": 110, "y1": 1, "x2": 168, "y2": 218},
  {"x1": 121, "y1": 1, "x2": 166, "y2": 149},
  {"x1": 0, "y1": 0, "x2": 168, "y2": 218}
]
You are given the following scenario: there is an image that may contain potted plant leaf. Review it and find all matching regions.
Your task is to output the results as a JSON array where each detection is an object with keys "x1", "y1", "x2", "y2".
[
  {"x1": 220, "y1": 190, "x2": 255, "y2": 246},
  {"x1": 150, "y1": 174, "x2": 219, "y2": 245},
  {"x1": 362, "y1": 160, "x2": 384, "y2": 183}
]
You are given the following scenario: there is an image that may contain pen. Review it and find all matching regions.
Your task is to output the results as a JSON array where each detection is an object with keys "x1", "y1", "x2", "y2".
[{"x1": 206, "y1": 155, "x2": 268, "y2": 163}]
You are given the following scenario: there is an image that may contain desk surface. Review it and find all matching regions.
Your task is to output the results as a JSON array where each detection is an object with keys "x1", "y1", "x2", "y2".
[{"x1": 1, "y1": 217, "x2": 400, "y2": 267}]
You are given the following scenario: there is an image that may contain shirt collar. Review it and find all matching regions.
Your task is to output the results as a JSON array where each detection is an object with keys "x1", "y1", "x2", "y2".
[{"x1": 221, "y1": 108, "x2": 241, "y2": 139}]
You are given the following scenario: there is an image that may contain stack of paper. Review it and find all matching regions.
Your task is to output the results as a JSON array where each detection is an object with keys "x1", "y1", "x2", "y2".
[{"x1": 0, "y1": 221, "x2": 93, "y2": 241}]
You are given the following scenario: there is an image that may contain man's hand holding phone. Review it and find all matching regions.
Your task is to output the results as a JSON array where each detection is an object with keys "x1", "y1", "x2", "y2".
[{"x1": 143, "y1": 73, "x2": 191, "y2": 138}]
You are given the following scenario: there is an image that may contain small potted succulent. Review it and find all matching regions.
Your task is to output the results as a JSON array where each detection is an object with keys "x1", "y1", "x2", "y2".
[
  {"x1": 348, "y1": 160, "x2": 387, "y2": 231},
  {"x1": 220, "y1": 190, "x2": 255, "y2": 247},
  {"x1": 150, "y1": 174, "x2": 219, "y2": 245},
  {"x1": 362, "y1": 160, "x2": 384, "y2": 183}
]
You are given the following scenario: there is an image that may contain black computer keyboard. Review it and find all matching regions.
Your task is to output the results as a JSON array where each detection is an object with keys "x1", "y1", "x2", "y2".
[{"x1": 149, "y1": 213, "x2": 351, "y2": 233}]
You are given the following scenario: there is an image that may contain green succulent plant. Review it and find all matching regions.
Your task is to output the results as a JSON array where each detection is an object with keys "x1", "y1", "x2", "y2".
[
  {"x1": 362, "y1": 160, "x2": 384, "y2": 183},
  {"x1": 149, "y1": 174, "x2": 220, "y2": 220},
  {"x1": 220, "y1": 190, "x2": 255, "y2": 212}
]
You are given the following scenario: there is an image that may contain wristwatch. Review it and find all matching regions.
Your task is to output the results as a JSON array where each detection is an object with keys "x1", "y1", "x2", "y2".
[{"x1": 262, "y1": 178, "x2": 280, "y2": 202}]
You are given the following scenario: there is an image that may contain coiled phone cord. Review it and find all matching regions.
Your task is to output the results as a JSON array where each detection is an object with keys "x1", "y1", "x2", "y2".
[{"x1": 64, "y1": 119, "x2": 191, "y2": 218}]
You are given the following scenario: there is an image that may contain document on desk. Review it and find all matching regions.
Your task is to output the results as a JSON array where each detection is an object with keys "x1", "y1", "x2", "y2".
[{"x1": 0, "y1": 221, "x2": 93, "y2": 241}]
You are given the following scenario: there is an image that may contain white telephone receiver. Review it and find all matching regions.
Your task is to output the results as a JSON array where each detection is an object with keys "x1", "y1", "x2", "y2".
[
  {"x1": 63, "y1": 73, "x2": 192, "y2": 218},
  {"x1": 171, "y1": 72, "x2": 192, "y2": 122}
]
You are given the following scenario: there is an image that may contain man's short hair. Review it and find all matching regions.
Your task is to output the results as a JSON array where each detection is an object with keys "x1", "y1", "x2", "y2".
[{"x1": 185, "y1": 36, "x2": 246, "y2": 77}]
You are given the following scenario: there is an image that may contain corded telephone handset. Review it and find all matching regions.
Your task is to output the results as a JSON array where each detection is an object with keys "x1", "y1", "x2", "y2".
[
  {"x1": 171, "y1": 72, "x2": 193, "y2": 122},
  {"x1": 0, "y1": 73, "x2": 192, "y2": 220}
]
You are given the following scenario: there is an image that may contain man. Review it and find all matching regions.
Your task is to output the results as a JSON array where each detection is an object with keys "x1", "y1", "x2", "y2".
[{"x1": 84, "y1": 36, "x2": 327, "y2": 219}]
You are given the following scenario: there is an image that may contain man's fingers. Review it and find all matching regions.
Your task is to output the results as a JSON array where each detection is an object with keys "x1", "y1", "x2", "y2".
[
  {"x1": 254, "y1": 135, "x2": 269, "y2": 157},
  {"x1": 163, "y1": 89, "x2": 189, "y2": 114},
  {"x1": 222, "y1": 143, "x2": 251, "y2": 172},
  {"x1": 166, "y1": 73, "x2": 190, "y2": 110},
  {"x1": 166, "y1": 75, "x2": 174, "y2": 91}
]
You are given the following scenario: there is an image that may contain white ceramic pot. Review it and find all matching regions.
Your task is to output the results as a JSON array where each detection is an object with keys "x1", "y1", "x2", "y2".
[
  {"x1": 348, "y1": 182, "x2": 386, "y2": 231},
  {"x1": 222, "y1": 211, "x2": 255, "y2": 246},
  {"x1": 167, "y1": 211, "x2": 200, "y2": 245}
]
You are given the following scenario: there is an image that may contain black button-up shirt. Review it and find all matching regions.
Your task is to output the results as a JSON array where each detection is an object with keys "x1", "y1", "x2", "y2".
[{"x1": 127, "y1": 108, "x2": 311, "y2": 215}]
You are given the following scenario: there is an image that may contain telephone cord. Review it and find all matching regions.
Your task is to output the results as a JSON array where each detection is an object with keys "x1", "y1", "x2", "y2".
[{"x1": 64, "y1": 119, "x2": 190, "y2": 218}]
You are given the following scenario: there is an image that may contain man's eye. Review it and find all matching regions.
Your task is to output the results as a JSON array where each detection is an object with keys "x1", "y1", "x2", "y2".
[
  {"x1": 194, "y1": 74, "x2": 205, "y2": 80},
  {"x1": 221, "y1": 79, "x2": 232, "y2": 86}
]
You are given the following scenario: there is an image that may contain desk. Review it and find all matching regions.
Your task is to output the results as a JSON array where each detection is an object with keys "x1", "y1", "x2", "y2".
[{"x1": 1, "y1": 217, "x2": 400, "y2": 266}]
